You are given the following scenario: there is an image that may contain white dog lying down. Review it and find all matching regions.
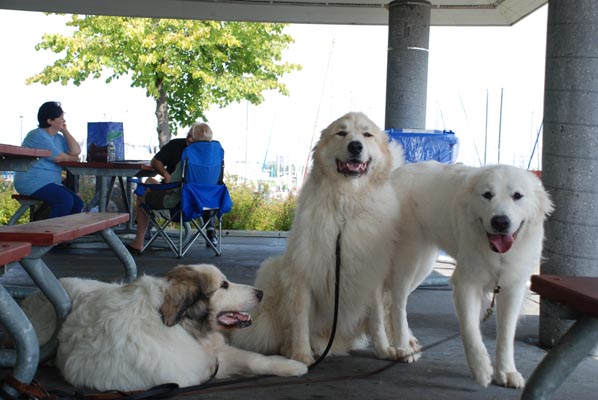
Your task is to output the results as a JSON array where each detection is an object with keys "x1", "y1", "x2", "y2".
[
  {"x1": 21, "y1": 264, "x2": 307, "y2": 391},
  {"x1": 231, "y1": 112, "x2": 404, "y2": 365},
  {"x1": 388, "y1": 161, "x2": 553, "y2": 388}
]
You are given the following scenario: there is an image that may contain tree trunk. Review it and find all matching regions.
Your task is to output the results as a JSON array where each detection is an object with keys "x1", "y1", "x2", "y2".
[{"x1": 155, "y1": 78, "x2": 170, "y2": 148}]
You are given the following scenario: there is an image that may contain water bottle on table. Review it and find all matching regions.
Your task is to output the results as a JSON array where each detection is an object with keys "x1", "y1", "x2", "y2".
[{"x1": 107, "y1": 141, "x2": 116, "y2": 162}]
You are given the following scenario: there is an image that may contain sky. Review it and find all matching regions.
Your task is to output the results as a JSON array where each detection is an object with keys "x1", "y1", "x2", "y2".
[{"x1": 0, "y1": 6, "x2": 548, "y2": 177}]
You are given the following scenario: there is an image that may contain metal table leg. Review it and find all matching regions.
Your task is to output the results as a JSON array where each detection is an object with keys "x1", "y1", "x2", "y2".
[
  {"x1": 0, "y1": 285, "x2": 39, "y2": 398},
  {"x1": 98, "y1": 228, "x2": 137, "y2": 282},
  {"x1": 522, "y1": 316, "x2": 598, "y2": 400},
  {"x1": 19, "y1": 246, "x2": 71, "y2": 362}
]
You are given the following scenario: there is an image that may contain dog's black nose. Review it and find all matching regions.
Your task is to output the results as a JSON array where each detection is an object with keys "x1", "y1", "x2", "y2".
[
  {"x1": 347, "y1": 141, "x2": 363, "y2": 156},
  {"x1": 491, "y1": 215, "x2": 510, "y2": 232},
  {"x1": 255, "y1": 289, "x2": 264, "y2": 301}
]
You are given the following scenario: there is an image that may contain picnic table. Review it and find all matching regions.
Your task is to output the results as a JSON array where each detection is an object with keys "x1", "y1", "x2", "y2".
[
  {"x1": 60, "y1": 160, "x2": 154, "y2": 230},
  {"x1": 0, "y1": 143, "x2": 51, "y2": 172},
  {"x1": 522, "y1": 275, "x2": 598, "y2": 400},
  {"x1": 0, "y1": 212, "x2": 135, "y2": 375}
]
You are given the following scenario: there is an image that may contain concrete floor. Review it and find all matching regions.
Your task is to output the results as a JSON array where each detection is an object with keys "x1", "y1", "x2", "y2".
[{"x1": 1, "y1": 231, "x2": 597, "y2": 399}]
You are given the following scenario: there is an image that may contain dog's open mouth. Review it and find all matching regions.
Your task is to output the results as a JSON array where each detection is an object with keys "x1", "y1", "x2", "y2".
[
  {"x1": 336, "y1": 159, "x2": 369, "y2": 176},
  {"x1": 487, "y1": 222, "x2": 523, "y2": 254},
  {"x1": 217, "y1": 311, "x2": 252, "y2": 328}
]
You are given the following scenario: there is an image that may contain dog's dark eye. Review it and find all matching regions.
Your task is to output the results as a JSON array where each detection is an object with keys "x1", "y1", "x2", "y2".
[
  {"x1": 221, "y1": 281, "x2": 229, "y2": 289},
  {"x1": 363, "y1": 132, "x2": 373, "y2": 138},
  {"x1": 482, "y1": 191, "x2": 493, "y2": 200},
  {"x1": 513, "y1": 192, "x2": 523, "y2": 200},
  {"x1": 336, "y1": 131, "x2": 348, "y2": 137}
]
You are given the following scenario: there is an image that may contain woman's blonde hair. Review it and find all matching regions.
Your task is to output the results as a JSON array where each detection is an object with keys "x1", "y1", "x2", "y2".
[{"x1": 188, "y1": 122, "x2": 213, "y2": 142}]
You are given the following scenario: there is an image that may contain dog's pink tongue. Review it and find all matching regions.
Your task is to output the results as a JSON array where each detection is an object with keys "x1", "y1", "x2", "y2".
[
  {"x1": 346, "y1": 160, "x2": 364, "y2": 172},
  {"x1": 218, "y1": 311, "x2": 251, "y2": 327},
  {"x1": 488, "y1": 234, "x2": 514, "y2": 253}
]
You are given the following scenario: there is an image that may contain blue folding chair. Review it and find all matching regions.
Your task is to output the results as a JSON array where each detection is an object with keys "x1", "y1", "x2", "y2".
[{"x1": 134, "y1": 141, "x2": 233, "y2": 257}]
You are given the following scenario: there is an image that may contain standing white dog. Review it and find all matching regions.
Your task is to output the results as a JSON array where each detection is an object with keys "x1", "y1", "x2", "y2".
[
  {"x1": 388, "y1": 161, "x2": 553, "y2": 388},
  {"x1": 231, "y1": 112, "x2": 404, "y2": 365}
]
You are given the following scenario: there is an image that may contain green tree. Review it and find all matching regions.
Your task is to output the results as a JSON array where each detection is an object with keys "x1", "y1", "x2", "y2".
[{"x1": 27, "y1": 15, "x2": 299, "y2": 146}]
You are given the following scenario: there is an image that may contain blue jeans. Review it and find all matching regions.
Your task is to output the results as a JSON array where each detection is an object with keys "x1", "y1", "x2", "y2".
[{"x1": 30, "y1": 183, "x2": 84, "y2": 218}]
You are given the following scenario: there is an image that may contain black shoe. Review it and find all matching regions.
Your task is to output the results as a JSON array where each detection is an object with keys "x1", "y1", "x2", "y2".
[
  {"x1": 206, "y1": 230, "x2": 218, "y2": 248},
  {"x1": 126, "y1": 244, "x2": 143, "y2": 255}
]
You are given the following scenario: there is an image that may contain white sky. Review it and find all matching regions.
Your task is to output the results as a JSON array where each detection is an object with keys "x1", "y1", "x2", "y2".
[{"x1": 0, "y1": 6, "x2": 547, "y2": 174}]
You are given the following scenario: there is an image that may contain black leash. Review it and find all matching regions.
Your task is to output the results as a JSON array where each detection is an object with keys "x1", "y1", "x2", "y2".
[
  {"x1": 309, "y1": 232, "x2": 342, "y2": 369},
  {"x1": 2, "y1": 231, "x2": 346, "y2": 399}
]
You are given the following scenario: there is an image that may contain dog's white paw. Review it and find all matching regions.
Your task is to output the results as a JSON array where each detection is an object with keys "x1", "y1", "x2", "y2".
[
  {"x1": 470, "y1": 355, "x2": 493, "y2": 387},
  {"x1": 396, "y1": 342, "x2": 422, "y2": 363},
  {"x1": 495, "y1": 369, "x2": 525, "y2": 388},
  {"x1": 291, "y1": 352, "x2": 315, "y2": 366},
  {"x1": 373, "y1": 345, "x2": 398, "y2": 360},
  {"x1": 384, "y1": 336, "x2": 421, "y2": 363},
  {"x1": 273, "y1": 357, "x2": 309, "y2": 376}
]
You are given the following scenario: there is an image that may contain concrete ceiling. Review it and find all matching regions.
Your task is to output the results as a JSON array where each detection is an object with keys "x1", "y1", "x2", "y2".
[{"x1": 0, "y1": 0, "x2": 547, "y2": 26}]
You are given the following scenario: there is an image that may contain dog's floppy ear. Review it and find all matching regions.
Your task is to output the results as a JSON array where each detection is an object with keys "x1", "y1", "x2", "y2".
[
  {"x1": 456, "y1": 175, "x2": 475, "y2": 216},
  {"x1": 538, "y1": 189, "x2": 555, "y2": 217},
  {"x1": 532, "y1": 176, "x2": 555, "y2": 219},
  {"x1": 160, "y1": 266, "x2": 209, "y2": 327}
]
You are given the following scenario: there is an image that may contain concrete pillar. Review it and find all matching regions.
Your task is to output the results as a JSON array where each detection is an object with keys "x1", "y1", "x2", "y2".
[
  {"x1": 540, "y1": 0, "x2": 598, "y2": 354},
  {"x1": 385, "y1": 0, "x2": 431, "y2": 130}
]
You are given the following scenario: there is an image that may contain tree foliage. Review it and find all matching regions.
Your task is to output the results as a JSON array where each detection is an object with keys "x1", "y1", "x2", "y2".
[{"x1": 27, "y1": 15, "x2": 300, "y2": 146}]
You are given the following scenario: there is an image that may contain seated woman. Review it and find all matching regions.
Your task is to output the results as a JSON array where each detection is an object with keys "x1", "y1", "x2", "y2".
[
  {"x1": 14, "y1": 101, "x2": 84, "y2": 219},
  {"x1": 127, "y1": 122, "x2": 215, "y2": 254}
]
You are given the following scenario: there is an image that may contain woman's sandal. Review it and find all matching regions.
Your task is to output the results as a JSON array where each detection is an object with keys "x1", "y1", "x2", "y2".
[{"x1": 126, "y1": 244, "x2": 143, "y2": 255}]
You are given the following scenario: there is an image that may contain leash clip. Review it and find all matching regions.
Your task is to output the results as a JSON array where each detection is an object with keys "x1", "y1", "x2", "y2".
[{"x1": 483, "y1": 283, "x2": 501, "y2": 322}]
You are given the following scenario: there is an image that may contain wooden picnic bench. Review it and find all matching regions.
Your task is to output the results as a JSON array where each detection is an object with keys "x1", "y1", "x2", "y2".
[
  {"x1": 0, "y1": 242, "x2": 37, "y2": 399},
  {"x1": 7, "y1": 194, "x2": 43, "y2": 225},
  {"x1": 522, "y1": 275, "x2": 598, "y2": 400},
  {"x1": 0, "y1": 212, "x2": 137, "y2": 384}
]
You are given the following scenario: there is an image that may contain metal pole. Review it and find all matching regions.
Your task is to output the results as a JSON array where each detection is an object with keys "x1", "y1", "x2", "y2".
[
  {"x1": 540, "y1": 0, "x2": 598, "y2": 355},
  {"x1": 484, "y1": 89, "x2": 489, "y2": 165},
  {"x1": 19, "y1": 115, "x2": 23, "y2": 143},
  {"x1": 385, "y1": 0, "x2": 431, "y2": 130},
  {"x1": 497, "y1": 88, "x2": 504, "y2": 164}
]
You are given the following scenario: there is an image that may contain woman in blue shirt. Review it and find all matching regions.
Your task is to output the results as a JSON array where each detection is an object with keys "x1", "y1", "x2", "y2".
[{"x1": 14, "y1": 101, "x2": 84, "y2": 218}]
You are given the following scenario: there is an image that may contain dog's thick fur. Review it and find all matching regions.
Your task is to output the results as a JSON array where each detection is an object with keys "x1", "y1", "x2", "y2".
[
  {"x1": 388, "y1": 161, "x2": 553, "y2": 388},
  {"x1": 21, "y1": 264, "x2": 307, "y2": 391},
  {"x1": 231, "y1": 112, "x2": 404, "y2": 365}
]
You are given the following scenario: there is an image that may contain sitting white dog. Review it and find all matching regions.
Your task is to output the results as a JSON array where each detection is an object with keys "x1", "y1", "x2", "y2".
[{"x1": 231, "y1": 112, "x2": 404, "y2": 365}]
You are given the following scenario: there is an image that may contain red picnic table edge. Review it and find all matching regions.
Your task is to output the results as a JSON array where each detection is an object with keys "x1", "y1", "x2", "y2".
[
  {"x1": 0, "y1": 212, "x2": 130, "y2": 246},
  {"x1": 0, "y1": 242, "x2": 32, "y2": 265},
  {"x1": 0, "y1": 144, "x2": 51, "y2": 158},
  {"x1": 530, "y1": 274, "x2": 598, "y2": 319}
]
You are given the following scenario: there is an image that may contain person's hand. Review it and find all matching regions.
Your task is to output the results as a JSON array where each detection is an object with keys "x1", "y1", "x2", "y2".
[
  {"x1": 163, "y1": 173, "x2": 172, "y2": 183},
  {"x1": 60, "y1": 124, "x2": 71, "y2": 136},
  {"x1": 68, "y1": 153, "x2": 80, "y2": 162}
]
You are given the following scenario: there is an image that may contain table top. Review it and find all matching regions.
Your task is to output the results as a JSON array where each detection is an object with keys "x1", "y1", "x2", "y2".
[
  {"x1": 0, "y1": 143, "x2": 51, "y2": 158},
  {"x1": 531, "y1": 274, "x2": 598, "y2": 318},
  {"x1": 0, "y1": 242, "x2": 32, "y2": 265},
  {"x1": 59, "y1": 160, "x2": 154, "y2": 177},
  {"x1": 0, "y1": 212, "x2": 130, "y2": 246},
  {"x1": 60, "y1": 160, "x2": 151, "y2": 169}
]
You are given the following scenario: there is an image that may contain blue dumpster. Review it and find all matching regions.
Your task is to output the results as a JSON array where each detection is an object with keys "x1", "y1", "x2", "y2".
[{"x1": 387, "y1": 129, "x2": 458, "y2": 164}]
